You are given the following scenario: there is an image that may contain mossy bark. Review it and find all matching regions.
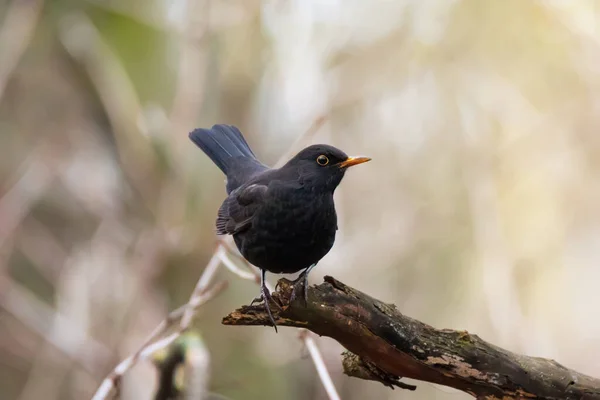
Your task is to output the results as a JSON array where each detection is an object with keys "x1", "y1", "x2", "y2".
[{"x1": 223, "y1": 276, "x2": 600, "y2": 400}]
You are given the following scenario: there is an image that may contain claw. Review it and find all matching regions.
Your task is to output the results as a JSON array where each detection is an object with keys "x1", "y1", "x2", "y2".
[
  {"x1": 262, "y1": 288, "x2": 278, "y2": 333},
  {"x1": 250, "y1": 292, "x2": 282, "y2": 309},
  {"x1": 289, "y1": 280, "x2": 309, "y2": 306},
  {"x1": 250, "y1": 294, "x2": 264, "y2": 306},
  {"x1": 290, "y1": 263, "x2": 316, "y2": 307},
  {"x1": 290, "y1": 285, "x2": 298, "y2": 303},
  {"x1": 302, "y1": 273, "x2": 309, "y2": 306},
  {"x1": 258, "y1": 269, "x2": 278, "y2": 332}
]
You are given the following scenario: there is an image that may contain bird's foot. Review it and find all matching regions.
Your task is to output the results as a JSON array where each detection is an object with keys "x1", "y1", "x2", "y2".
[
  {"x1": 289, "y1": 272, "x2": 310, "y2": 307},
  {"x1": 252, "y1": 286, "x2": 279, "y2": 332},
  {"x1": 262, "y1": 292, "x2": 278, "y2": 333},
  {"x1": 250, "y1": 293, "x2": 282, "y2": 309},
  {"x1": 290, "y1": 264, "x2": 316, "y2": 307},
  {"x1": 250, "y1": 294, "x2": 264, "y2": 306}
]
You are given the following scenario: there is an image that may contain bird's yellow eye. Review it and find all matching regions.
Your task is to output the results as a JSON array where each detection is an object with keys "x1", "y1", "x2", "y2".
[{"x1": 316, "y1": 155, "x2": 329, "y2": 166}]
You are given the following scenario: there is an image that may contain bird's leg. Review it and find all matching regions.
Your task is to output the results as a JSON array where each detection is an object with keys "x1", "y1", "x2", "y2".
[
  {"x1": 301, "y1": 263, "x2": 316, "y2": 306},
  {"x1": 250, "y1": 269, "x2": 278, "y2": 332},
  {"x1": 290, "y1": 263, "x2": 317, "y2": 307}
]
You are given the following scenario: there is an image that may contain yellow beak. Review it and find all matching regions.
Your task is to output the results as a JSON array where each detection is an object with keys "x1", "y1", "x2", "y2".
[{"x1": 338, "y1": 156, "x2": 371, "y2": 169}]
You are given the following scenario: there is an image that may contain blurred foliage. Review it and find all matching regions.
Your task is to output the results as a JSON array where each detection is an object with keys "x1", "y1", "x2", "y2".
[{"x1": 1, "y1": 1, "x2": 600, "y2": 400}]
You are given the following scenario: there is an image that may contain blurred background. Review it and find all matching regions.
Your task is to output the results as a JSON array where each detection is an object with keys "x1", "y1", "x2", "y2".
[{"x1": 1, "y1": 0, "x2": 600, "y2": 399}]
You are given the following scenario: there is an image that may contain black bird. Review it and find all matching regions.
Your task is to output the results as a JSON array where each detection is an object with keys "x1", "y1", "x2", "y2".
[{"x1": 189, "y1": 124, "x2": 370, "y2": 331}]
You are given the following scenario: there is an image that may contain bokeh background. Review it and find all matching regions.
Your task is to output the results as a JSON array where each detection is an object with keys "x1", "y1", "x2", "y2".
[{"x1": 1, "y1": 0, "x2": 600, "y2": 399}]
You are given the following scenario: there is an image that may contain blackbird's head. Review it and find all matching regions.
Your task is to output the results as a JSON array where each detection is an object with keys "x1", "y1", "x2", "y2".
[{"x1": 283, "y1": 144, "x2": 371, "y2": 191}]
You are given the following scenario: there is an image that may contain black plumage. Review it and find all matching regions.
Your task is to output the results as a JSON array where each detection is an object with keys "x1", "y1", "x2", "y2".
[{"x1": 189, "y1": 124, "x2": 370, "y2": 331}]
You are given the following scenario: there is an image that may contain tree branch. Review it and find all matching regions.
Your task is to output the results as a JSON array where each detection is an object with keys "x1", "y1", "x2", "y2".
[
  {"x1": 222, "y1": 276, "x2": 600, "y2": 400},
  {"x1": 92, "y1": 280, "x2": 227, "y2": 400}
]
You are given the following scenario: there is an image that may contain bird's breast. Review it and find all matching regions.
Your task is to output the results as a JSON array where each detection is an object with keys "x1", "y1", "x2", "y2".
[{"x1": 238, "y1": 190, "x2": 337, "y2": 273}]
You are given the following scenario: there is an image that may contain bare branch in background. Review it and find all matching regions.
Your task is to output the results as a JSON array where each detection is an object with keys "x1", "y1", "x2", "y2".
[
  {"x1": 0, "y1": 275, "x2": 112, "y2": 375},
  {"x1": 16, "y1": 219, "x2": 68, "y2": 283},
  {"x1": 299, "y1": 330, "x2": 341, "y2": 400},
  {"x1": 179, "y1": 248, "x2": 225, "y2": 330},
  {"x1": 0, "y1": 158, "x2": 56, "y2": 249},
  {"x1": 57, "y1": 12, "x2": 157, "y2": 200},
  {"x1": 0, "y1": 0, "x2": 45, "y2": 101},
  {"x1": 17, "y1": 260, "x2": 100, "y2": 400},
  {"x1": 91, "y1": 280, "x2": 227, "y2": 400},
  {"x1": 217, "y1": 246, "x2": 257, "y2": 282},
  {"x1": 168, "y1": 0, "x2": 209, "y2": 150}
]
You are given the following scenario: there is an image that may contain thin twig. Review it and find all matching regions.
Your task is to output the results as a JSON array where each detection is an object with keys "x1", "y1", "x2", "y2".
[
  {"x1": 217, "y1": 246, "x2": 260, "y2": 283},
  {"x1": 91, "y1": 281, "x2": 227, "y2": 400},
  {"x1": 218, "y1": 247, "x2": 272, "y2": 291},
  {"x1": 179, "y1": 248, "x2": 223, "y2": 330},
  {"x1": 134, "y1": 293, "x2": 216, "y2": 367},
  {"x1": 300, "y1": 330, "x2": 341, "y2": 400}
]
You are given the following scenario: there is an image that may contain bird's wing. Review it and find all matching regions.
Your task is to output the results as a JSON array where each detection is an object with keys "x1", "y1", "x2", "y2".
[
  {"x1": 216, "y1": 183, "x2": 268, "y2": 235},
  {"x1": 225, "y1": 158, "x2": 270, "y2": 194}
]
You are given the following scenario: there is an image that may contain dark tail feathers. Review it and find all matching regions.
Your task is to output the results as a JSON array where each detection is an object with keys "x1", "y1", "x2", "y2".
[{"x1": 189, "y1": 124, "x2": 257, "y2": 175}]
